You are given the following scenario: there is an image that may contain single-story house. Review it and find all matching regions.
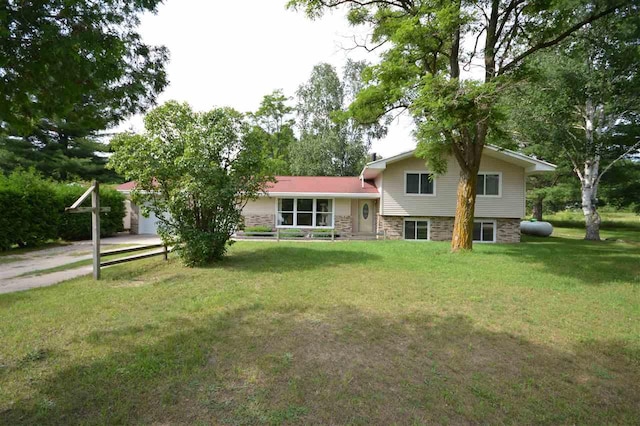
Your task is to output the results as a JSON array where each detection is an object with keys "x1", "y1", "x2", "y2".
[{"x1": 117, "y1": 146, "x2": 555, "y2": 242}]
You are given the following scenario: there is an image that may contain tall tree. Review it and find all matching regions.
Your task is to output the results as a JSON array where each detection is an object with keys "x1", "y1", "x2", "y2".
[
  {"x1": 291, "y1": 60, "x2": 385, "y2": 176},
  {"x1": 0, "y1": 0, "x2": 169, "y2": 180},
  {"x1": 248, "y1": 90, "x2": 297, "y2": 175},
  {"x1": 288, "y1": 0, "x2": 634, "y2": 250},
  {"x1": 506, "y1": 12, "x2": 640, "y2": 239}
]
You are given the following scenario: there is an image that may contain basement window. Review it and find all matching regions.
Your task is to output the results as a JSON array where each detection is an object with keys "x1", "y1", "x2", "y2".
[
  {"x1": 473, "y1": 220, "x2": 496, "y2": 242},
  {"x1": 404, "y1": 219, "x2": 430, "y2": 240}
]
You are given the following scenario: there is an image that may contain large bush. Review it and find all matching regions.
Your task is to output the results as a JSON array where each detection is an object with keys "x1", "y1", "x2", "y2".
[
  {"x1": 0, "y1": 170, "x2": 60, "y2": 250},
  {"x1": 0, "y1": 170, "x2": 126, "y2": 250},
  {"x1": 109, "y1": 101, "x2": 271, "y2": 266},
  {"x1": 56, "y1": 185, "x2": 126, "y2": 240}
]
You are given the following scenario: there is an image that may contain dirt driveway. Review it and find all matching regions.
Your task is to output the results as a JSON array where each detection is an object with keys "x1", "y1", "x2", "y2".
[{"x1": 0, "y1": 234, "x2": 161, "y2": 294}]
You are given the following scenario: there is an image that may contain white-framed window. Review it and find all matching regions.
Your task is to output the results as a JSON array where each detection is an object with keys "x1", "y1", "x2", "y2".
[
  {"x1": 477, "y1": 173, "x2": 501, "y2": 197},
  {"x1": 276, "y1": 198, "x2": 334, "y2": 228},
  {"x1": 403, "y1": 218, "x2": 430, "y2": 240},
  {"x1": 405, "y1": 172, "x2": 436, "y2": 195},
  {"x1": 473, "y1": 220, "x2": 496, "y2": 242}
]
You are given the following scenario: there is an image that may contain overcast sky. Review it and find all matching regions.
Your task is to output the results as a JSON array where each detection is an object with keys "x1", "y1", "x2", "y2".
[{"x1": 117, "y1": 0, "x2": 416, "y2": 157}]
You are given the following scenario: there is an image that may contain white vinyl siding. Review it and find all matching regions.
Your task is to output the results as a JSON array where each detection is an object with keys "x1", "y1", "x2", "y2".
[{"x1": 381, "y1": 155, "x2": 525, "y2": 218}]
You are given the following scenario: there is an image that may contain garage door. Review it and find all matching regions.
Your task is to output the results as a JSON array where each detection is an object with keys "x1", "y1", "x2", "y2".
[{"x1": 138, "y1": 210, "x2": 161, "y2": 235}]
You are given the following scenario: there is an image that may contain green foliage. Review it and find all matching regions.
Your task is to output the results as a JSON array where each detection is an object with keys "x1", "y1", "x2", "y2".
[
  {"x1": 0, "y1": 0, "x2": 169, "y2": 181},
  {"x1": 287, "y1": 0, "x2": 630, "y2": 248},
  {"x1": 0, "y1": 170, "x2": 125, "y2": 250},
  {"x1": 245, "y1": 226, "x2": 274, "y2": 233},
  {"x1": 55, "y1": 185, "x2": 126, "y2": 240},
  {"x1": 109, "y1": 101, "x2": 272, "y2": 266},
  {"x1": 599, "y1": 160, "x2": 640, "y2": 214},
  {"x1": 290, "y1": 61, "x2": 386, "y2": 176},
  {"x1": 0, "y1": 170, "x2": 60, "y2": 250},
  {"x1": 504, "y1": 10, "x2": 640, "y2": 231},
  {"x1": 248, "y1": 91, "x2": 297, "y2": 175}
]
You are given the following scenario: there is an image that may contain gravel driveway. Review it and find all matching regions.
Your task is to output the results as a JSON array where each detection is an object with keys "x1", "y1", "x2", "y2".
[{"x1": 0, "y1": 234, "x2": 161, "y2": 294}]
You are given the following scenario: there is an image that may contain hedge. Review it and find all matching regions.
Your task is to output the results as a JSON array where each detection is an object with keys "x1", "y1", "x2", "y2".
[
  {"x1": 56, "y1": 184, "x2": 126, "y2": 240},
  {"x1": 0, "y1": 171, "x2": 60, "y2": 250},
  {"x1": 0, "y1": 170, "x2": 126, "y2": 250}
]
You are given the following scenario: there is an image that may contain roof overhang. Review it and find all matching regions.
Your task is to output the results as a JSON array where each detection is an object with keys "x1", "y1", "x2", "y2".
[
  {"x1": 263, "y1": 192, "x2": 379, "y2": 199},
  {"x1": 360, "y1": 145, "x2": 556, "y2": 179}
]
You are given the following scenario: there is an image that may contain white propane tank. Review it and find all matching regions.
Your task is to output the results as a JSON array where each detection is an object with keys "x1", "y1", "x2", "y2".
[{"x1": 520, "y1": 220, "x2": 553, "y2": 237}]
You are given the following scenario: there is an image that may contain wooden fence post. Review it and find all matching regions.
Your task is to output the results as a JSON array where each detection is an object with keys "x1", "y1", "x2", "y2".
[
  {"x1": 163, "y1": 244, "x2": 168, "y2": 261},
  {"x1": 277, "y1": 228, "x2": 280, "y2": 242},
  {"x1": 92, "y1": 180, "x2": 100, "y2": 280}
]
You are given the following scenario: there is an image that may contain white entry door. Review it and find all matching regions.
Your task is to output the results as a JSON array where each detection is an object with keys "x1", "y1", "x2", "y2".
[{"x1": 358, "y1": 200, "x2": 374, "y2": 233}]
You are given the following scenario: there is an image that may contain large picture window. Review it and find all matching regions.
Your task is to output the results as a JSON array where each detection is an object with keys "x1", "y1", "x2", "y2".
[
  {"x1": 477, "y1": 173, "x2": 500, "y2": 196},
  {"x1": 404, "y1": 219, "x2": 430, "y2": 240},
  {"x1": 473, "y1": 220, "x2": 495, "y2": 242},
  {"x1": 406, "y1": 172, "x2": 435, "y2": 195},
  {"x1": 277, "y1": 198, "x2": 333, "y2": 228}
]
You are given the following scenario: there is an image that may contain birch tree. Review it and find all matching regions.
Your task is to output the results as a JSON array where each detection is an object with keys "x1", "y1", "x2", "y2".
[
  {"x1": 287, "y1": 0, "x2": 635, "y2": 250},
  {"x1": 506, "y1": 13, "x2": 640, "y2": 240}
]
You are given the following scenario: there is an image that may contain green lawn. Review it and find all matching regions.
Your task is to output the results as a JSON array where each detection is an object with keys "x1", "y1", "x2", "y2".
[{"x1": 1, "y1": 228, "x2": 639, "y2": 424}]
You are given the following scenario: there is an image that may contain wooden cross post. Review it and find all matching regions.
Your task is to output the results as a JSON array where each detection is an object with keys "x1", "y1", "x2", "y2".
[
  {"x1": 92, "y1": 181, "x2": 100, "y2": 280},
  {"x1": 66, "y1": 180, "x2": 110, "y2": 280}
]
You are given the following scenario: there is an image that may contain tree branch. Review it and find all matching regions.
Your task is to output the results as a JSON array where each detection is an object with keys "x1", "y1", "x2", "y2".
[
  {"x1": 497, "y1": 2, "x2": 628, "y2": 76},
  {"x1": 596, "y1": 140, "x2": 640, "y2": 184}
]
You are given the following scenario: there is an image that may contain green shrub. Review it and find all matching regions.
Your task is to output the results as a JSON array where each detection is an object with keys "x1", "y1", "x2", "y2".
[
  {"x1": 244, "y1": 225, "x2": 274, "y2": 237},
  {"x1": 311, "y1": 229, "x2": 339, "y2": 238},
  {"x1": 278, "y1": 228, "x2": 305, "y2": 238},
  {"x1": 0, "y1": 170, "x2": 60, "y2": 250},
  {"x1": 245, "y1": 225, "x2": 273, "y2": 233},
  {"x1": 56, "y1": 185, "x2": 126, "y2": 240}
]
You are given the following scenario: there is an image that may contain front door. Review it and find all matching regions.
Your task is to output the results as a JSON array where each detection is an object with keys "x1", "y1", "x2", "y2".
[{"x1": 358, "y1": 200, "x2": 374, "y2": 233}]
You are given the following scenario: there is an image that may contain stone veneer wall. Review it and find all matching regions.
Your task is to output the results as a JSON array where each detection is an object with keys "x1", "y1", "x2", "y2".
[
  {"x1": 242, "y1": 213, "x2": 354, "y2": 235},
  {"x1": 243, "y1": 214, "x2": 275, "y2": 229},
  {"x1": 377, "y1": 215, "x2": 521, "y2": 243},
  {"x1": 334, "y1": 215, "x2": 352, "y2": 235},
  {"x1": 496, "y1": 218, "x2": 521, "y2": 243},
  {"x1": 377, "y1": 215, "x2": 404, "y2": 238}
]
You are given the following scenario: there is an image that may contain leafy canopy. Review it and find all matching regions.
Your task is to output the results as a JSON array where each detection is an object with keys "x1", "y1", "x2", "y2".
[
  {"x1": 0, "y1": 0, "x2": 169, "y2": 181},
  {"x1": 109, "y1": 101, "x2": 272, "y2": 266},
  {"x1": 291, "y1": 60, "x2": 386, "y2": 176}
]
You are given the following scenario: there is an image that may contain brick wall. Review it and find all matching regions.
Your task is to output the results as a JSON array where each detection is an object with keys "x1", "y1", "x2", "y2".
[
  {"x1": 335, "y1": 215, "x2": 352, "y2": 235},
  {"x1": 496, "y1": 218, "x2": 521, "y2": 243},
  {"x1": 429, "y1": 217, "x2": 454, "y2": 241},
  {"x1": 378, "y1": 215, "x2": 521, "y2": 243},
  {"x1": 377, "y1": 215, "x2": 404, "y2": 239},
  {"x1": 243, "y1": 214, "x2": 275, "y2": 229}
]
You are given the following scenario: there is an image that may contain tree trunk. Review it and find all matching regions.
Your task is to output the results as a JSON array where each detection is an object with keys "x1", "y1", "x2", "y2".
[
  {"x1": 451, "y1": 169, "x2": 478, "y2": 251},
  {"x1": 581, "y1": 165, "x2": 601, "y2": 241},
  {"x1": 532, "y1": 198, "x2": 543, "y2": 221},
  {"x1": 581, "y1": 98, "x2": 601, "y2": 241}
]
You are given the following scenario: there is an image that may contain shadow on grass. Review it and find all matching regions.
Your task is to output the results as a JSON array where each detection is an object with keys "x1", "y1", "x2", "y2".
[
  {"x1": 501, "y1": 236, "x2": 640, "y2": 285},
  {"x1": 2, "y1": 305, "x2": 638, "y2": 424}
]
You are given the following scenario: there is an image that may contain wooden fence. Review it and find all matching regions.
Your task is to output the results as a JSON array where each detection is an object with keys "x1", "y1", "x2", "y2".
[{"x1": 100, "y1": 244, "x2": 172, "y2": 267}]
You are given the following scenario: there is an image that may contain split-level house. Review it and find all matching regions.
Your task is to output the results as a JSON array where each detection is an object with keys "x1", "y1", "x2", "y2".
[{"x1": 117, "y1": 146, "x2": 555, "y2": 242}]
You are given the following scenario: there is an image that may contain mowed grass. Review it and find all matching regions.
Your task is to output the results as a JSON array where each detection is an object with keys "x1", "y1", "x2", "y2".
[{"x1": 1, "y1": 229, "x2": 639, "y2": 424}]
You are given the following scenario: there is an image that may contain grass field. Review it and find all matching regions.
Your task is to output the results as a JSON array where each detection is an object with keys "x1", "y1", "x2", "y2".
[{"x1": 0, "y1": 223, "x2": 638, "y2": 424}]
